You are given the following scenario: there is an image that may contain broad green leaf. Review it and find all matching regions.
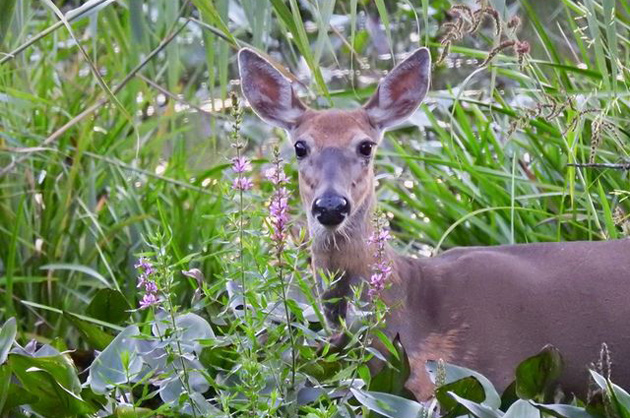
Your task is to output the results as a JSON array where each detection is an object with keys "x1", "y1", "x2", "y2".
[
  {"x1": 1, "y1": 377, "x2": 38, "y2": 413},
  {"x1": 515, "y1": 345, "x2": 563, "y2": 400},
  {"x1": 9, "y1": 353, "x2": 92, "y2": 417},
  {"x1": 10, "y1": 354, "x2": 81, "y2": 394},
  {"x1": 0, "y1": 317, "x2": 16, "y2": 364},
  {"x1": 86, "y1": 288, "x2": 131, "y2": 325},
  {"x1": 87, "y1": 325, "x2": 142, "y2": 394},
  {"x1": 369, "y1": 334, "x2": 412, "y2": 397},
  {"x1": 589, "y1": 370, "x2": 630, "y2": 418},
  {"x1": 152, "y1": 312, "x2": 215, "y2": 354},
  {"x1": 350, "y1": 388, "x2": 424, "y2": 418},
  {"x1": 436, "y1": 376, "x2": 485, "y2": 416},
  {"x1": 530, "y1": 401, "x2": 597, "y2": 418},
  {"x1": 63, "y1": 312, "x2": 114, "y2": 351},
  {"x1": 503, "y1": 399, "x2": 539, "y2": 418},
  {"x1": 500, "y1": 381, "x2": 519, "y2": 411},
  {"x1": 447, "y1": 392, "x2": 504, "y2": 418},
  {"x1": 426, "y1": 360, "x2": 501, "y2": 408}
]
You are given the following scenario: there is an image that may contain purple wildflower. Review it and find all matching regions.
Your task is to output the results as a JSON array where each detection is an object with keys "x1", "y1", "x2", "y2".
[
  {"x1": 367, "y1": 230, "x2": 391, "y2": 247},
  {"x1": 266, "y1": 152, "x2": 291, "y2": 252},
  {"x1": 139, "y1": 293, "x2": 160, "y2": 309},
  {"x1": 134, "y1": 257, "x2": 155, "y2": 275},
  {"x1": 144, "y1": 281, "x2": 158, "y2": 294},
  {"x1": 367, "y1": 217, "x2": 393, "y2": 300},
  {"x1": 232, "y1": 156, "x2": 252, "y2": 174},
  {"x1": 135, "y1": 257, "x2": 160, "y2": 309},
  {"x1": 232, "y1": 176, "x2": 253, "y2": 191},
  {"x1": 137, "y1": 273, "x2": 147, "y2": 289},
  {"x1": 269, "y1": 188, "x2": 290, "y2": 246},
  {"x1": 368, "y1": 273, "x2": 386, "y2": 299},
  {"x1": 265, "y1": 166, "x2": 289, "y2": 185}
]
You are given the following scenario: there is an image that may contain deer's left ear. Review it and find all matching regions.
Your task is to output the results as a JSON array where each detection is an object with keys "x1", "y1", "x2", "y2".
[{"x1": 364, "y1": 48, "x2": 431, "y2": 130}]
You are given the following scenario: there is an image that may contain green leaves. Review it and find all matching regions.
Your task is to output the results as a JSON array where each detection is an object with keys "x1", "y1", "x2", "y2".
[
  {"x1": 63, "y1": 312, "x2": 114, "y2": 351},
  {"x1": 426, "y1": 360, "x2": 501, "y2": 408},
  {"x1": 8, "y1": 353, "x2": 95, "y2": 417},
  {"x1": 0, "y1": 0, "x2": 17, "y2": 45},
  {"x1": 63, "y1": 289, "x2": 129, "y2": 351},
  {"x1": 86, "y1": 288, "x2": 132, "y2": 325},
  {"x1": 87, "y1": 325, "x2": 142, "y2": 394},
  {"x1": 436, "y1": 377, "x2": 486, "y2": 417},
  {"x1": 515, "y1": 344, "x2": 563, "y2": 400},
  {"x1": 368, "y1": 334, "x2": 413, "y2": 398},
  {"x1": 354, "y1": 345, "x2": 614, "y2": 418},
  {"x1": 503, "y1": 399, "x2": 540, "y2": 418},
  {"x1": 0, "y1": 317, "x2": 16, "y2": 365},
  {"x1": 351, "y1": 388, "x2": 425, "y2": 418},
  {"x1": 590, "y1": 370, "x2": 630, "y2": 418},
  {"x1": 530, "y1": 401, "x2": 598, "y2": 418},
  {"x1": 269, "y1": 0, "x2": 330, "y2": 101},
  {"x1": 446, "y1": 392, "x2": 504, "y2": 418}
]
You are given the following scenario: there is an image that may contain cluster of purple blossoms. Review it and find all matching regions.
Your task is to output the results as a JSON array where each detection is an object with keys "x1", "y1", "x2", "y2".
[
  {"x1": 232, "y1": 156, "x2": 253, "y2": 191},
  {"x1": 266, "y1": 164, "x2": 290, "y2": 251},
  {"x1": 366, "y1": 227, "x2": 393, "y2": 299},
  {"x1": 135, "y1": 257, "x2": 160, "y2": 309}
]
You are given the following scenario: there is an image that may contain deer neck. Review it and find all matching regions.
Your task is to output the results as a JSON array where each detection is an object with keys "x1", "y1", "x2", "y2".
[{"x1": 310, "y1": 193, "x2": 376, "y2": 280}]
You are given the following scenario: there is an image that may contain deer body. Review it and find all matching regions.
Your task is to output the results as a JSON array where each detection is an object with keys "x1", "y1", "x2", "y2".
[
  {"x1": 238, "y1": 47, "x2": 630, "y2": 400},
  {"x1": 385, "y1": 240, "x2": 630, "y2": 399}
]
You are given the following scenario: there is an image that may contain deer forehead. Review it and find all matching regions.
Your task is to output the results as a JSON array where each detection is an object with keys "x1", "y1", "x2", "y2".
[{"x1": 293, "y1": 109, "x2": 378, "y2": 147}]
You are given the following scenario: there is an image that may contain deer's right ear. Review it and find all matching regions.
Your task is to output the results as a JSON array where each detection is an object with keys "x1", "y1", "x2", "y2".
[{"x1": 238, "y1": 48, "x2": 306, "y2": 130}]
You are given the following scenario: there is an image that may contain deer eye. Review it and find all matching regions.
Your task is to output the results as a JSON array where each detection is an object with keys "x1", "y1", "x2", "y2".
[
  {"x1": 294, "y1": 140, "x2": 309, "y2": 159},
  {"x1": 358, "y1": 141, "x2": 374, "y2": 157}
]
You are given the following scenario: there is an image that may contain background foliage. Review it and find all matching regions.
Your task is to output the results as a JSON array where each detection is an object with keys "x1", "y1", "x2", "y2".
[{"x1": 0, "y1": 0, "x2": 629, "y2": 416}]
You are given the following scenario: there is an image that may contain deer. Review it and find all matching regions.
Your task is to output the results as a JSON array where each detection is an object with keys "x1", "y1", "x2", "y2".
[{"x1": 238, "y1": 46, "x2": 630, "y2": 401}]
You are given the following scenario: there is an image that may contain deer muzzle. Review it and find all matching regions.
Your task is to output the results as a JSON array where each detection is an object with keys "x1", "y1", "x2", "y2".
[{"x1": 312, "y1": 192, "x2": 350, "y2": 227}]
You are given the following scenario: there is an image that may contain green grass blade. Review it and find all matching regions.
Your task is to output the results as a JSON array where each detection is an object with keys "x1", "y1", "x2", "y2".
[{"x1": 374, "y1": 0, "x2": 394, "y2": 62}]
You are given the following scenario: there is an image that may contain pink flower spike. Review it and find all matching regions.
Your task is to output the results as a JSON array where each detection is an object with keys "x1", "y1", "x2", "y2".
[
  {"x1": 377, "y1": 262, "x2": 393, "y2": 276},
  {"x1": 379, "y1": 230, "x2": 392, "y2": 242},
  {"x1": 139, "y1": 293, "x2": 160, "y2": 309},
  {"x1": 265, "y1": 167, "x2": 289, "y2": 185},
  {"x1": 134, "y1": 257, "x2": 155, "y2": 275},
  {"x1": 144, "y1": 281, "x2": 158, "y2": 294},
  {"x1": 137, "y1": 274, "x2": 147, "y2": 289},
  {"x1": 232, "y1": 177, "x2": 253, "y2": 191},
  {"x1": 231, "y1": 156, "x2": 252, "y2": 174}
]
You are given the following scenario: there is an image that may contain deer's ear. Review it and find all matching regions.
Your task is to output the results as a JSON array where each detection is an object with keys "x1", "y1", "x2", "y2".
[
  {"x1": 238, "y1": 48, "x2": 306, "y2": 130},
  {"x1": 364, "y1": 48, "x2": 431, "y2": 130}
]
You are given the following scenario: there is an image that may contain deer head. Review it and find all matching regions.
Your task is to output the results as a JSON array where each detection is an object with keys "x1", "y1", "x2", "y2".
[{"x1": 238, "y1": 48, "x2": 431, "y2": 251}]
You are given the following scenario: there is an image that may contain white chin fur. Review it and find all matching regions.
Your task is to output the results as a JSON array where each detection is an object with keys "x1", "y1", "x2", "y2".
[{"x1": 308, "y1": 214, "x2": 353, "y2": 252}]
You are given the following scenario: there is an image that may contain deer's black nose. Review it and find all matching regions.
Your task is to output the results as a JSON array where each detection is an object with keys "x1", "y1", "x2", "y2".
[{"x1": 312, "y1": 194, "x2": 350, "y2": 227}]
